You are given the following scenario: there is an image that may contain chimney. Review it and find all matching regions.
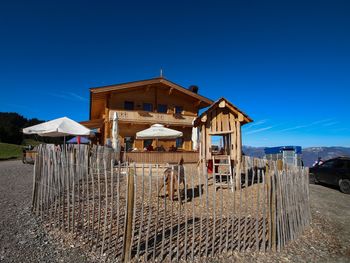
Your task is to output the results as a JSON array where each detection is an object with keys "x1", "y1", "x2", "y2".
[{"x1": 188, "y1": 85, "x2": 199, "y2": 94}]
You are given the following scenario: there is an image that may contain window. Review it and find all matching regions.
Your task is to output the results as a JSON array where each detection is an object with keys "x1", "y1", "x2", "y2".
[
  {"x1": 157, "y1": 104, "x2": 167, "y2": 113},
  {"x1": 321, "y1": 160, "x2": 336, "y2": 168},
  {"x1": 143, "y1": 139, "x2": 153, "y2": 149},
  {"x1": 124, "y1": 101, "x2": 134, "y2": 110},
  {"x1": 175, "y1": 106, "x2": 183, "y2": 114},
  {"x1": 176, "y1": 137, "x2": 183, "y2": 148},
  {"x1": 143, "y1": 103, "x2": 153, "y2": 112},
  {"x1": 124, "y1": 136, "x2": 134, "y2": 152}
]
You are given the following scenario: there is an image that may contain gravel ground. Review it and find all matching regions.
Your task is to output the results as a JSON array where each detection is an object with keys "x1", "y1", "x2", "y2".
[
  {"x1": 0, "y1": 160, "x2": 90, "y2": 263},
  {"x1": 0, "y1": 160, "x2": 349, "y2": 262}
]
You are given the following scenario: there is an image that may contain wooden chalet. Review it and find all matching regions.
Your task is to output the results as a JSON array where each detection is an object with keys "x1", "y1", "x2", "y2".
[{"x1": 81, "y1": 77, "x2": 213, "y2": 160}]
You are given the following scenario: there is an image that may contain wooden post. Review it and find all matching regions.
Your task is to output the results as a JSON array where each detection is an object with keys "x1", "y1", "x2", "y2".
[
  {"x1": 123, "y1": 167, "x2": 135, "y2": 263},
  {"x1": 267, "y1": 162, "x2": 277, "y2": 251}
]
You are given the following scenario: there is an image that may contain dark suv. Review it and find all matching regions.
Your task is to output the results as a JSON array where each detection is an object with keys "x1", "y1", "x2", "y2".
[{"x1": 309, "y1": 157, "x2": 350, "y2": 194}]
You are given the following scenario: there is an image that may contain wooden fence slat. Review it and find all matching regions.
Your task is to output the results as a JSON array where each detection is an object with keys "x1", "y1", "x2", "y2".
[
  {"x1": 219, "y1": 171, "x2": 224, "y2": 253},
  {"x1": 191, "y1": 165, "x2": 195, "y2": 261},
  {"x1": 160, "y1": 165, "x2": 167, "y2": 261},
  {"x1": 169, "y1": 166, "x2": 174, "y2": 261},
  {"x1": 123, "y1": 163, "x2": 135, "y2": 263},
  {"x1": 114, "y1": 161, "x2": 121, "y2": 257},
  {"x1": 237, "y1": 165, "x2": 242, "y2": 252},
  {"x1": 101, "y1": 160, "x2": 109, "y2": 255},
  {"x1": 255, "y1": 168, "x2": 260, "y2": 250},
  {"x1": 108, "y1": 159, "x2": 114, "y2": 253},
  {"x1": 211, "y1": 168, "x2": 216, "y2": 257},
  {"x1": 136, "y1": 164, "x2": 146, "y2": 259},
  {"x1": 243, "y1": 158, "x2": 249, "y2": 251},
  {"x1": 176, "y1": 164, "x2": 181, "y2": 262},
  {"x1": 198, "y1": 163, "x2": 203, "y2": 257},
  {"x1": 205, "y1": 164, "x2": 210, "y2": 257},
  {"x1": 152, "y1": 164, "x2": 160, "y2": 261},
  {"x1": 145, "y1": 164, "x2": 153, "y2": 259}
]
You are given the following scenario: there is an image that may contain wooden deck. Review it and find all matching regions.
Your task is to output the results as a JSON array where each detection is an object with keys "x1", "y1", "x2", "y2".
[{"x1": 124, "y1": 151, "x2": 199, "y2": 164}]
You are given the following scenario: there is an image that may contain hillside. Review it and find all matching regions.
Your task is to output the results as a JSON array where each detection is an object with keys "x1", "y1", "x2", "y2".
[
  {"x1": 243, "y1": 146, "x2": 350, "y2": 167},
  {"x1": 0, "y1": 143, "x2": 22, "y2": 160}
]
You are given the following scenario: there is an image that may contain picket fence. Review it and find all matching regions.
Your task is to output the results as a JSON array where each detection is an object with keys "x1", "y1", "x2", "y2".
[{"x1": 32, "y1": 144, "x2": 310, "y2": 262}]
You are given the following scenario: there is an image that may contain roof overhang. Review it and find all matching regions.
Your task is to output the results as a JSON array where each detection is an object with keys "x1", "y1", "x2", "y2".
[
  {"x1": 194, "y1": 97, "x2": 253, "y2": 127},
  {"x1": 90, "y1": 77, "x2": 213, "y2": 109}
]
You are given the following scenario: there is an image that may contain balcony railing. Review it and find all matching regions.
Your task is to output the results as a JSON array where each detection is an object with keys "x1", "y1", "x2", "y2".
[{"x1": 109, "y1": 110, "x2": 195, "y2": 126}]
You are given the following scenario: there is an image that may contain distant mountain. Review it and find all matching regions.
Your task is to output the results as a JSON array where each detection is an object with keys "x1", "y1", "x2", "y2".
[
  {"x1": 242, "y1": 146, "x2": 265, "y2": 158},
  {"x1": 302, "y1": 147, "x2": 350, "y2": 167},
  {"x1": 243, "y1": 146, "x2": 350, "y2": 167}
]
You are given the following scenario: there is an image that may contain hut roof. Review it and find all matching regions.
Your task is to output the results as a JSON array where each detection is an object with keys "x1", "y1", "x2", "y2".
[
  {"x1": 90, "y1": 77, "x2": 213, "y2": 109},
  {"x1": 194, "y1": 97, "x2": 253, "y2": 127}
]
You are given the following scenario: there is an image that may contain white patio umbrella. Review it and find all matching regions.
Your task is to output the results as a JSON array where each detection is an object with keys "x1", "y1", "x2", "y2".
[
  {"x1": 23, "y1": 117, "x2": 91, "y2": 143},
  {"x1": 136, "y1": 124, "x2": 183, "y2": 150},
  {"x1": 136, "y1": 124, "x2": 183, "y2": 140},
  {"x1": 191, "y1": 118, "x2": 198, "y2": 151},
  {"x1": 111, "y1": 112, "x2": 119, "y2": 152}
]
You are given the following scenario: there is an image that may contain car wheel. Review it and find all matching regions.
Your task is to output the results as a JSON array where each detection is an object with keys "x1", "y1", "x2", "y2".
[
  {"x1": 339, "y1": 179, "x2": 350, "y2": 194},
  {"x1": 309, "y1": 173, "x2": 319, "y2": 184}
]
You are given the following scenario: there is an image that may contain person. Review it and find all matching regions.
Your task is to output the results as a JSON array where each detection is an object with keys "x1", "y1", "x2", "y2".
[
  {"x1": 147, "y1": 144, "x2": 154, "y2": 151},
  {"x1": 156, "y1": 145, "x2": 165, "y2": 152},
  {"x1": 169, "y1": 145, "x2": 176, "y2": 152}
]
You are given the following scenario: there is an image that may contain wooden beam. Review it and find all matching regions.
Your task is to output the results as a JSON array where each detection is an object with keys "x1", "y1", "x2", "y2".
[
  {"x1": 211, "y1": 109, "x2": 217, "y2": 133},
  {"x1": 208, "y1": 130, "x2": 235, "y2": 135},
  {"x1": 230, "y1": 113, "x2": 236, "y2": 161},
  {"x1": 205, "y1": 121, "x2": 212, "y2": 160},
  {"x1": 169, "y1": 87, "x2": 174, "y2": 95},
  {"x1": 217, "y1": 109, "x2": 222, "y2": 132},
  {"x1": 222, "y1": 110, "x2": 229, "y2": 131}
]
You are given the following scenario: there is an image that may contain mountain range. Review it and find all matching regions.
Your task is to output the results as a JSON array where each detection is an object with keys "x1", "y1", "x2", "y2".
[{"x1": 242, "y1": 146, "x2": 350, "y2": 167}]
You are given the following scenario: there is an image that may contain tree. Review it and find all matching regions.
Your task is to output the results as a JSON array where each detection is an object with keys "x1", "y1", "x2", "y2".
[{"x1": 0, "y1": 112, "x2": 44, "y2": 145}]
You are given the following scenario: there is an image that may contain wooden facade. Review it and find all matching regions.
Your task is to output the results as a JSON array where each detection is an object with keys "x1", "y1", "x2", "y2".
[
  {"x1": 81, "y1": 77, "x2": 213, "y2": 152},
  {"x1": 194, "y1": 97, "x2": 253, "y2": 164}
]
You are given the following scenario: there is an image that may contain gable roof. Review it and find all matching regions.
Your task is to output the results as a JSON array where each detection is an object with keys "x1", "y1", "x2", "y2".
[
  {"x1": 90, "y1": 77, "x2": 213, "y2": 107},
  {"x1": 194, "y1": 97, "x2": 253, "y2": 126}
]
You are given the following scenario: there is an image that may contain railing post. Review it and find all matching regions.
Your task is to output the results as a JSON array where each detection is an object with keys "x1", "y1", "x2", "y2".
[{"x1": 123, "y1": 167, "x2": 135, "y2": 263}]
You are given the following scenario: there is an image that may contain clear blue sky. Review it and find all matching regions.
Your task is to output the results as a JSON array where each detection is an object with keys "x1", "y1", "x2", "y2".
[{"x1": 0, "y1": 0, "x2": 349, "y2": 147}]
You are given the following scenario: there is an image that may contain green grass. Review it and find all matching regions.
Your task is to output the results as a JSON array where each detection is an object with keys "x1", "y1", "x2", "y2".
[{"x1": 0, "y1": 142, "x2": 23, "y2": 160}]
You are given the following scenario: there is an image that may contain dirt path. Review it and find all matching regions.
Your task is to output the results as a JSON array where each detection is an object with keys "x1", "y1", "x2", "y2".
[{"x1": 0, "y1": 160, "x2": 349, "y2": 262}]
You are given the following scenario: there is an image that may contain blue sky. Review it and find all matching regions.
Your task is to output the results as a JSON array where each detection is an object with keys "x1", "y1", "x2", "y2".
[{"x1": 0, "y1": 0, "x2": 349, "y2": 147}]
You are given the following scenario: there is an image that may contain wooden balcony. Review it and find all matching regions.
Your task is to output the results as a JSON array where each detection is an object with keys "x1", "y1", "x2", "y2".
[{"x1": 109, "y1": 110, "x2": 195, "y2": 126}]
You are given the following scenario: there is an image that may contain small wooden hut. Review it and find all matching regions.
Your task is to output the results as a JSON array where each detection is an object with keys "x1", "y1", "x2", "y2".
[{"x1": 194, "y1": 98, "x2": 252, "y2": 183}]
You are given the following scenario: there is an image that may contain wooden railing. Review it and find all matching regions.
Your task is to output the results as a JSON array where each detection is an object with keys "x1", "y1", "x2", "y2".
[
  {"x1": 124, "y1": 151, "x2": 199, "y2": 164},
  {"x1": 109, "y1": 109, "x2": 195, "y2": 126}
]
